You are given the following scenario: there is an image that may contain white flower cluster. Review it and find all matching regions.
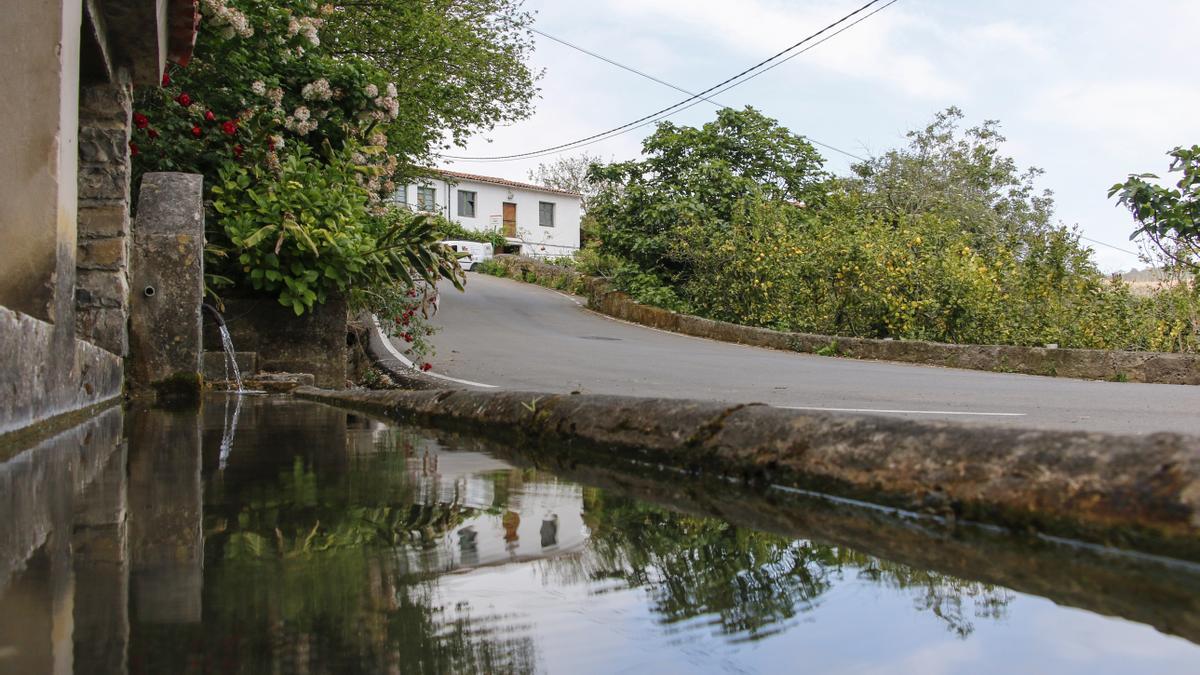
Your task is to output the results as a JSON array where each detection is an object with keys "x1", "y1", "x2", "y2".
[
  {"x1": 201, "y1": 0, "x2": 253, "y2": 39},
  {"x1": 271, "y1": 135, "x2": 285, "y2": 151},
  {"x1": 360, "y1": 83, "x2": 398, "y2": 120},
  {"x1": 301, "y1": 78, "x2": 333, "y2": 101},
  {"x1": 267, "y1": 87, "x2": 284, "y2": 106},
  {"x1": 285, "y1": 105, "x2": 317, "y2": 135},
  {"x1": 251, "y1": 80, "x2": 266, "y2": 96},
  {"x1": 286, "y1": 15, "x2": 323, "y2": 47},
  {"x1": 373, "y1": 91, "x2": 400, "y2": 120}
]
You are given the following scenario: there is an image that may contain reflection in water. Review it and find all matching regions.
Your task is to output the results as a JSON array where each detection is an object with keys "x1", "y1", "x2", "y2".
[
  {"x1": 0, "y1": 396, "x2": 1198, "y2": 674},
  {"x1": 216, "y1": 392, "x2": 242, "y2": 470}
]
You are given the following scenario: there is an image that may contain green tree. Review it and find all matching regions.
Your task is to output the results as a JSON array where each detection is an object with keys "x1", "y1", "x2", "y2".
[
  {"x1": 588, "y1": 106, "x2": 825, "y2": 295},
  {"x1": 320, "y1": 0, "x2": 540, "y2": 152},
  {"x1": 848, "y1": 106, "x2": 1056, "y2": 252},
  {"x1": 1110, "y1": 145, "x2": 1200, "y2": 269}
]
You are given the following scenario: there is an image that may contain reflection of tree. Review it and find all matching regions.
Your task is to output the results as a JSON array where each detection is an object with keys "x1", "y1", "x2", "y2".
[
  {"x1": 135, "y1": 442, "x2": 539, "y2": 674},
  {"x1": 554, "y1": 489, "x2": 1012, "y2": 642},
  {"x1": 844, "y1": 551, "x2": 1014, "y2": 638}
]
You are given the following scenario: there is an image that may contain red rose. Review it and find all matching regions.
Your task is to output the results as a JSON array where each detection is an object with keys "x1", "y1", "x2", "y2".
[
  {"x1": 421, "y1": 362, "x2": 433, "y2": 372},
  {"x1": 221, "y1": 120, "x2": 238, "y2": 135},
  {"x1": 233, "y1": 144, "x2": 244, "y2": 157},
  {"x1": 129, "y1": 141, "x2": 139, "y2": 156},
  {"x1": 176, "y1": 92, "x2": 192, "y2": 107},
  {"x1": 267, "y1": 137, "x2": 275, "y2": 151},
  {"x1": 161, "y1": 72, "x2": 170, "y2": 87},
  {"x1": 147, "y1": 128, "x2": 159, "y2": 139},
  {"x1": 133, "y1": 113, "x2": 149, "y2": 129},
  {"x1": 204, "y1": 110, "x2": 215, "y2": 122},
  {"x1": 191, "y1": 125, "x2": 202, "y2": 138}
]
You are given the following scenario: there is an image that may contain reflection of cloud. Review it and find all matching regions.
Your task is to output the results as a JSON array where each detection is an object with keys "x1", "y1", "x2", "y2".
[
  {"x1": 849, "y1": 638, "x2": 983, "y2": 675},
  {"x1": 1031, "y1": 605, "x2": 1200, "y2": 664}
]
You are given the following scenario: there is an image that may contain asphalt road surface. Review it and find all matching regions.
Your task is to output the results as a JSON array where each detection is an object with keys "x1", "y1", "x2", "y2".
[{"x1": 411, "y1": 273, "x2": 1200, "y2": 435}]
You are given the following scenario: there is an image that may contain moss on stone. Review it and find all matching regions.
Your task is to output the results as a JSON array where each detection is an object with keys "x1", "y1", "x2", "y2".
[{"x1": 151, "y1": 371, "x2": 203, "y2": 407}]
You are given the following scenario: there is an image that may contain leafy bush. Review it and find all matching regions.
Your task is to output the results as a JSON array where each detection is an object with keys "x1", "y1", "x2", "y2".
[
  {"x1": 591, "y1": 107, "x2": 1200, "y2": 352},
  {"x1": 132, "y1": 0, "x2": 537, "y2": 314},
  {"x1": 211, "y1": 145, "x2": 461, "y2": 314}
]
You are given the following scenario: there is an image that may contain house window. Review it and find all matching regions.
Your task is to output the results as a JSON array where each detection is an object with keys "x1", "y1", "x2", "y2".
[
  {"x1": 390, "y1": 185, "x2": 407, "y2": 205},
  {"x1": 417, "y1": 186, "x2": 436, "y2": 211},
  {"x1": 539, "y1": 201, "x2": 555, "y2": 228},
  {"x1": 457, "y1": 190, "x2": 477, "y2": 218}
]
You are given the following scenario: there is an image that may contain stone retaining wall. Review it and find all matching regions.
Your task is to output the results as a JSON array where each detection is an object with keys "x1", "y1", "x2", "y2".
[
  {"x1": 204, "y1": 294, "x2": 348, "y2": 389},
  {"x1": 486, "y1": 255, "x2": 1200, "y2": 385},
  {"x1": 295, "y1": 385, "x2": 1200, "y2": 562}
]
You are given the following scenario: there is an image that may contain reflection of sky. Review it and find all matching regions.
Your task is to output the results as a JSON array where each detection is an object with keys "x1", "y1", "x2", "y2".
[
  {"x1": 356, "y1": 426, "x2": 1200, "y2": 673},
  {"x1": 426, "y1": 563, "x2": 1200, "y2": 675}
]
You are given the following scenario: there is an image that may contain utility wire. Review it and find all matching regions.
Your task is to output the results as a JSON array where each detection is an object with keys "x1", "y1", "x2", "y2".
[
  {"x1": 1079, "y1": 235, "x2": 1139, "y2": 257},
  {"x1": 529, "y1": 27, "x2": 869, "y2": 162},
  {"x1": 443, "y1": 0, "x2": 893, "y2": 162}
]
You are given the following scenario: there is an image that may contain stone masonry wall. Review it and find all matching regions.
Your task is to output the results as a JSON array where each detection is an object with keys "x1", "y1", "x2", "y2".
[
  {"x1": 203, "y1": 294, "x2": 349, "y2": 389},
  {"x1": 75, "y1": 81, "x2": 133, "y2": 356}
]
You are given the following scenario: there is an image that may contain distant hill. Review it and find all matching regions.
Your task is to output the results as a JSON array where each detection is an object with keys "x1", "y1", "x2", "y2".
[{"x1": 1115, "y1": 267, "x2": 1167, "y2": 283}]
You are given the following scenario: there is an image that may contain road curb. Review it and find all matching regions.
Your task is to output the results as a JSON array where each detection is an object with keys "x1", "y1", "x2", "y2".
[
  {"x1": 484, "y1": 255, "x2": 1200, "y2": 385},
  {"x1": 293, "y1": 386, "x2": 1200, "y2": 562}
]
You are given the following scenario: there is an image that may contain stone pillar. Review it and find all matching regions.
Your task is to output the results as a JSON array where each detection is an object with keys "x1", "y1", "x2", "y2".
[
  {"x1": 128, "y1": 172, "x2": 204, "y2": 399},
  {"x1": 76, "y1": 81, "x2": 133, "y2": 356}
]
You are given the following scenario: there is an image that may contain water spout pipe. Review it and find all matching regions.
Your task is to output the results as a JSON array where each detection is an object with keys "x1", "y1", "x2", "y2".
[{"x1": 202, "y1": 303, "x2": 226, "y2": 329}]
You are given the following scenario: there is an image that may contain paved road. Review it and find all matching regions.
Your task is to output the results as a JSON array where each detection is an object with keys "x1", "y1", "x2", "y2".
[{"x1": 412, "y1": 273, "x2": 1200, "y2": 435}]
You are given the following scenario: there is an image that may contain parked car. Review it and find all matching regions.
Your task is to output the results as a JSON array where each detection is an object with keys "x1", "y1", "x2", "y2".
[{"x1": 440, "y1": 240, "x2": 493, "y2": 271}]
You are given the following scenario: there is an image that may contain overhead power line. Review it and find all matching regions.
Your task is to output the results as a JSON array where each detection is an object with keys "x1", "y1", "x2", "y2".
[
  {"x1": 443, "y1": 0, "x2": 895, "y2": 162},
  {"x1": 528, "y1": 27, "x2": 869, "y2": 162},
  {"x1": 1079, "y1": 235, "x2": 1139, "y2": 257}
]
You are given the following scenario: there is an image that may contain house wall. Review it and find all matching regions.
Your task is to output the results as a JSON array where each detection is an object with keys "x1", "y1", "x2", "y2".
[
  {"x1": 0, "y1": 0, "x2": 187, "y2": 436},
  {"x1": 395, "y1": 178, "x2": 582, "y2": 257}
]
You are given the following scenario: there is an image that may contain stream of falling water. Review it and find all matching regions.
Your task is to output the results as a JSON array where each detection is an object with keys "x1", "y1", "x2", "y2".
[{"x1": 218, "y1": 324, "x2": 243, "y2": 393}]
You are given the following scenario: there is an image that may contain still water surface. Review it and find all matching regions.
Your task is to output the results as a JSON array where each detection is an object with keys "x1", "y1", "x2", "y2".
[{"x1": 2, "y1": 396, "x2": 1199, "y2": 674}]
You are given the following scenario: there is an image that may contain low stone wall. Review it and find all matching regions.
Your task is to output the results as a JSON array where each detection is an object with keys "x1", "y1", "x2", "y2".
[
  {"x1": 204, "y1": 294, "x2": 348, "y2": 389},
  {"x1": 0, "y1": 306, "x2": 124, "y2": 437},
  {"x1": 295, "y1": 385, "x2": 1200, "y2": 562},
  {"x1": 487, "y1": 255, "x2": 1200, "y2": 385}
]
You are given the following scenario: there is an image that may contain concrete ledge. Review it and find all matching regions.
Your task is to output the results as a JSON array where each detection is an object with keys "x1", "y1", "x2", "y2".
[
  {"x1": 1, "y1": 306, "x2": 124, "y2": 437},
  {"x1": 487, "y1": 255, "x2": 1200, "y2": 385},
  {"x1": 294, "y1": 386, "x2": 1200, "y2": 562}
]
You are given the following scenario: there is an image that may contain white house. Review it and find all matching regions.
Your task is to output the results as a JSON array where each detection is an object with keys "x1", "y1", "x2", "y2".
[{"x1": 391, "y1": 170, "x2": 582, "y2": 258}]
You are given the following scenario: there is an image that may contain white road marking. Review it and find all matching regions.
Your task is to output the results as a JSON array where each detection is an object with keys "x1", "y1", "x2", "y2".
[
  {"x1": 372, "y1": 316, "x2": 497, "y2": 389},
  {"x1": 776, "y1": 405, "x2": 1025, "y2": 417}
]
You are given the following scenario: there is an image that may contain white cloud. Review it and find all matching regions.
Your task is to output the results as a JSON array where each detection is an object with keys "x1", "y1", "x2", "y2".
[
  {"x1": 1030, "y1": 82, "x2": 1200, "y2": 150},
  {"x1": 604, "y1": 0, "x2": 965, "y2": 99}
]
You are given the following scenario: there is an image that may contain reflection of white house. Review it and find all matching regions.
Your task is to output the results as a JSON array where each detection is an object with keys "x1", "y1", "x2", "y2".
[{"x1": 391, "y1": 170, "x2": 582, "y2": 258}]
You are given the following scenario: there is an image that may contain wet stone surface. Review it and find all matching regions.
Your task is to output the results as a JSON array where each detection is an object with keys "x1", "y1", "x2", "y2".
[{"x1": 0, "y1": 395, "x2": 1199, "y2": 674}]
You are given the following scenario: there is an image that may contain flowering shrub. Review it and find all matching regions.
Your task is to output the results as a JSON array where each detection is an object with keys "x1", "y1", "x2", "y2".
[
  {"x1": 371, "y1": 283, "x2": 441, "y2": 371},
  {"x1": 131, "y1": 0, "x2": 466, "y2": 313}
]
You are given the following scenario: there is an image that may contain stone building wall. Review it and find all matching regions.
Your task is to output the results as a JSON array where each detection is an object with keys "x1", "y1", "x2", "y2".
[{"x1": 76, "y1": 81, "x2": 134, "y2": 356}]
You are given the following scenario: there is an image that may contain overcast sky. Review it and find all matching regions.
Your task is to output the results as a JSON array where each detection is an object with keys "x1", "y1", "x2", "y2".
[{"x1": 441, "y1": 0, "x2": 1200, "y2": 271}]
